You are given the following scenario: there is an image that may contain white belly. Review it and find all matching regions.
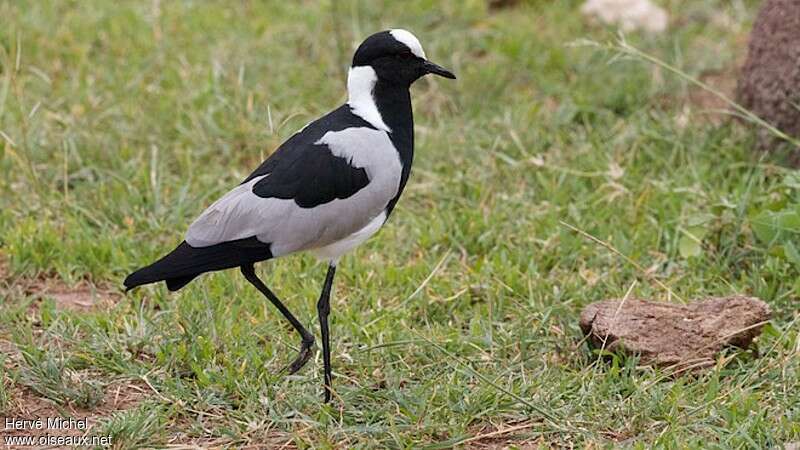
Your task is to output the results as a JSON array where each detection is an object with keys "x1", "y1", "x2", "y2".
[{"x1": 310, "y1": 211, "x2": 387, "y2": 262}]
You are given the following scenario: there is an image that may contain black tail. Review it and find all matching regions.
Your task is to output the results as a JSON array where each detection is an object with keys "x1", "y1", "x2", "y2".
[{"x1": 124, "y1": 237, "x2": 273, "y2": 292}]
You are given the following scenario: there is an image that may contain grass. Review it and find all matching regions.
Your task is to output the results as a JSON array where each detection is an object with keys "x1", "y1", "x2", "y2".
[{"x1": 1, "y1": 0, "x2": 799, "y2": 447}]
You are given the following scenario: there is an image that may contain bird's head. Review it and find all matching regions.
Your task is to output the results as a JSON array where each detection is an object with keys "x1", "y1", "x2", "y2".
[{"x1": 350, "y1": 29, "x2": 456, "y2": 86}]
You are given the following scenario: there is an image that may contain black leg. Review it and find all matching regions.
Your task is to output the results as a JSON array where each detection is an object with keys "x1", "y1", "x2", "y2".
[
  {"x1": 241, "y1": 264, "x2": 315, "y2": 374},
  {"x1": 317, "y1": 264, "x2": 336, "y2": 402}
]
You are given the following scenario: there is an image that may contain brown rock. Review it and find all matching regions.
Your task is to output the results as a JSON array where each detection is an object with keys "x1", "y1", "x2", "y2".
[
  {"x1": 736, "y1": 0, "x2": 800, "y2": 164},
  {"x1": 579, "y1": 296, "x2": 771, "y2": 371}
]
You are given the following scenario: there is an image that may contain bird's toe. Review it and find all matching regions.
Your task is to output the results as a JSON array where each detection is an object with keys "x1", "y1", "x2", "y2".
[{"x1": 285, "y1": 341, "x2": 316, "y2": 375}]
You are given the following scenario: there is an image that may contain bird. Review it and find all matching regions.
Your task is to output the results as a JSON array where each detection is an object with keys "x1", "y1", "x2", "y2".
[{"x1": 123, "y1": 29, "x2": 456, "y2": 402}]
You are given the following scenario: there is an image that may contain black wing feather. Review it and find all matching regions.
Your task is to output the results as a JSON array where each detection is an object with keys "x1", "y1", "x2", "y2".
[
  {"x1": 245, "y1": 105, "x2": 374, "y2": 208},
  {"x1": 252, "y1": 146, "x2": 369, "y2": 208}
]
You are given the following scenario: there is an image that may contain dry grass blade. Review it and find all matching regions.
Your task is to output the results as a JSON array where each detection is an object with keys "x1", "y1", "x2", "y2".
[
  {"x1": 559, "y1": 221, "x2": 684, "y2": 303},
  {"x1": 577, "y1": 33, "x2": 800, "y2": 148},
  {"x1": 407, "y1": 327, "x2": 574, "y2": 433}
]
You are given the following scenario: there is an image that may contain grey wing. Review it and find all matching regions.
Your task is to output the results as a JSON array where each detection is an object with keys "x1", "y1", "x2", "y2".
[
  {"x1": 185, "y1": 177, "x2": 291, "y2": 249},
  {"x1": 185, "y1": 127, "x2": 403, "y2": 257}
]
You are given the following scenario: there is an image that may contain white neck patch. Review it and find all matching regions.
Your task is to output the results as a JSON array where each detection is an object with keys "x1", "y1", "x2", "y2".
[
  {"x1": 346, "y1": 66, "x2": 391, "y2": 132},
  {"x1": 390, "y1": 29, "x2": 426, "y2": 59}
]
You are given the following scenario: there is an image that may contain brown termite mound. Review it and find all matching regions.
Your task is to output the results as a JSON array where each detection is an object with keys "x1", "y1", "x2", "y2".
[{"x1": 737, "y1": 0, "x2": 800, "y2": 165}]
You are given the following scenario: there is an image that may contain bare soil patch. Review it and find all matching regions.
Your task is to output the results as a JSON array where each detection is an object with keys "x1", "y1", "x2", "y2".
[
  {"x1": 0, "y1": 338, "x2": 21, "y2": 372},
  {"x1": 161, "y1": 417, "x2": 297, "y2": 449},
  {"x1": 0, "y1": 379, "x2": 148, "y2": 446},
  {"x1": 463, "y1": 421, "x2": 548, "y2": 449},
  {"x1": 0, "y1": 256, "x2": 120, "y2": 312},
  {"x1": 26, "y1": 281, "x2": 117, "y2": 311}
]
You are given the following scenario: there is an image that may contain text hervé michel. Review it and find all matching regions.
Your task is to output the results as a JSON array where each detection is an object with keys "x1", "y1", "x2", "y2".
[{"x1": 5, "y1": 416, "x2": 88, "y2": 430}]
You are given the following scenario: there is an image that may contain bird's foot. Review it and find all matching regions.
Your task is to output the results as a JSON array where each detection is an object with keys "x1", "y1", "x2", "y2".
[
  {"x1": 323, "y1": 385, "x2": 332, "y2": 403},
  {"x1": 284, "y1": 339, "x2": 315, "y2": 375}
]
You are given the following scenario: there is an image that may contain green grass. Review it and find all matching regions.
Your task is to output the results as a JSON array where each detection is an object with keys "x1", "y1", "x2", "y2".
[{"x1": 1, "y1": 0, "x2": 799, "y2": 447}]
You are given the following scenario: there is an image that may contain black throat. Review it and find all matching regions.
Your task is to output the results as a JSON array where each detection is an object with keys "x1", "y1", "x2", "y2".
[{"x1": 373, "y1": 79, "x2": 414, "y2": 215}]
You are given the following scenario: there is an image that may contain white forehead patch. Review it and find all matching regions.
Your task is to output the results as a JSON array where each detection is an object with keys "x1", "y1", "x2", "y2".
[{"x1": 390, "y1": 29, "x2": 426, "y2": 59}]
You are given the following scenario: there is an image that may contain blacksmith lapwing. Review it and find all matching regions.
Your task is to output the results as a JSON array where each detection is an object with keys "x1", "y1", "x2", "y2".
[{"x1": 124, "y1": 29, "x2": 455, "y2": 402}]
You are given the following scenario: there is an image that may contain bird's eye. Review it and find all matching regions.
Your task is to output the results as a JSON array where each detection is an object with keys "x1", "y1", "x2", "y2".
[{"x1": 399, "y1": 52, "x2": 413, "y2": 60}]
